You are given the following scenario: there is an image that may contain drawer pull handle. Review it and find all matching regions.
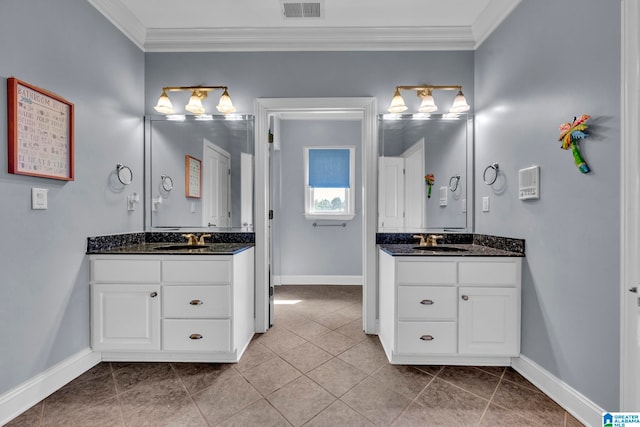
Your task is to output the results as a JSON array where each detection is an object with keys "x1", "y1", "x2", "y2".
[
  {"x1": 189, "y1": 299, "x2": 203, "y2": 306},
  {"x1": 420, "y1": 299, "x2": 434, "y2": 305},
  {"x1": 189, "y1": 334, "x2": 203, "y2": 340},
  {"x1": 150, "y1": 292, "x2": 158, "y2": 298},
  {"x1": 420, "y1": 335, "x2": 434, "y2": 341},
  {"x1": 461, "y1": 295, "x2": 469, "y2": 301}
]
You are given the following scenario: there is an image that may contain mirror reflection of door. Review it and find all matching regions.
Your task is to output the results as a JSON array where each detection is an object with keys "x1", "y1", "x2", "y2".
[{"x1": 203, "y1": 140, "x2": 231, "y2": 228}]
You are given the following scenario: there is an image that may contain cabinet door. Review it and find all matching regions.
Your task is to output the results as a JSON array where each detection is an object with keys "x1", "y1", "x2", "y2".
[
  {"x1": 91, "y1": 284, "x2": 161, "y2": 351},
  {"x1": 458, "y1": 287, "x2": 520, "y2": 356}
]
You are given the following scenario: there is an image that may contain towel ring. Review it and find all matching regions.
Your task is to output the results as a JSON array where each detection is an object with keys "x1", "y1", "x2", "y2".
[
  {"x1": 449, "y1": 175, "x2": 460, "y2": 192},
  {"x1": 483, "y1": 163, "x2": 499, "y2": 185},
  {"x1": 116, "y1": 164, "x2": 133, "y2": 185}
]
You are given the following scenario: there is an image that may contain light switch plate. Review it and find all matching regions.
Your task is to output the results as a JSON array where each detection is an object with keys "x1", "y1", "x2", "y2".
[
  {"x1": 482, "y1": 196, "x2": 490, "y2": 212},
  {"x1": 32, "y1": 188, "x2": 48, "y2": 210}
]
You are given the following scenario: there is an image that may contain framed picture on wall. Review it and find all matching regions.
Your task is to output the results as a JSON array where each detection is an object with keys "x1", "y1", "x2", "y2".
[
  {"x1": 7, "y1": 77, "x2": 75, "y2": 181},
  {"x1": 185, "y1": 155, "x2": 202, "y2": 198}
]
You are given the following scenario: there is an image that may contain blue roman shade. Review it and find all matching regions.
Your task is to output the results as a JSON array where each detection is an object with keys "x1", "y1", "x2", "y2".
[{"x1": 308, "y1": 148, "x2": 350, "y2": 188}]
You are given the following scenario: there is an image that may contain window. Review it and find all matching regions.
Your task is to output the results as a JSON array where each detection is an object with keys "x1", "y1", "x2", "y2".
[{"x1": 304, "y1": 146, "x2": 355, "y2": 220}]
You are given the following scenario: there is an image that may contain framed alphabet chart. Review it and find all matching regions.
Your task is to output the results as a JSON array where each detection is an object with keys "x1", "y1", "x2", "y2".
[
  {"x1": 7, "y1": 78, "x2": 75, "y2": 181},
  {"x1": 185, "y1": 155, "x2": 202, "y2": 198}
]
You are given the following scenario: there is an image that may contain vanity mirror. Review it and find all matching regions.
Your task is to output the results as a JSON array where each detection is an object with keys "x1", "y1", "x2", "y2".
[
  {"x1": 144, "y1": 115, "x2": 255, "y2": 231},
  {"x1": 378, "y1": 113, "x2": 473, "y2": 232}
]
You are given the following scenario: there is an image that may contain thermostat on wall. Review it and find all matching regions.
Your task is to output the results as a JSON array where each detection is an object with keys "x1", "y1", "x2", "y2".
[{"x1": 519, "y1": 166, "x2": 540, "y2": 200}]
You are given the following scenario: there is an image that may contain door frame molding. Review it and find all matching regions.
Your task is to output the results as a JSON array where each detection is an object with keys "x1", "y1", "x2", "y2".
[
  {"x1": 620, "y1": 0, "x2": 639, "y2": 410},
  {"x1": 254, "y1": 97, "x2": 378, "y2": 333}
]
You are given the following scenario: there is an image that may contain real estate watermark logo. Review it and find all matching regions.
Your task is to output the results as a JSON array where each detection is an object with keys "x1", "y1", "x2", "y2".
[{"x1": 603, "y1": 412, "x2": 640, "y2": 427}]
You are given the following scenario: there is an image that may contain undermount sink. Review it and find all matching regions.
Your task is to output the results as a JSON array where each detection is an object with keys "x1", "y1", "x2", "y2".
[
  {"x1": 154, "y1": 244, "x2": 211, "y2": 250},
  {"x1": 413, "y1": 246, "x2": 468, "y2": 252}
]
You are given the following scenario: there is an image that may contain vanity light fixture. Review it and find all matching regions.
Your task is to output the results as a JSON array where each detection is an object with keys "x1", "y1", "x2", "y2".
[
  {"x1": 153, "y1": 86, "x2": 237, "y2": 115},
  {"x1": 387, "y1": 85, "x2": 470, "y2": 114}
]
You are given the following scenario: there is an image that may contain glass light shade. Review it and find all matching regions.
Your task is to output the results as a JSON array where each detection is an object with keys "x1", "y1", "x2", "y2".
[
  {"x1": 154, "y1": 91, "x2": 174, "y2": 114},
  {"x1": 449, "y1": 90, "x2": 470, "y2": 113},
  {"x1": 418, "y1": 91, "x2": 438, "y2": 113},
  {"x1": 216, "y1": 89, "x2": 236, "y2": 114},
  {"x1": 388, "y1": 88, "x2": 408, "y2": 113},
  {"x1": 185, "y1": 92, "x2": 206, "y2": 115}
]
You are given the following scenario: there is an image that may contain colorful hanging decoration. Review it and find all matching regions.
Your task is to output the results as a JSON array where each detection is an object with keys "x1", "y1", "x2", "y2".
[
  {"x1": 425, "y1": 174, "x2": 435, "y2": 198},
  {"x1": 558, "y1": 114, "x2": 591, "y2": 173}
]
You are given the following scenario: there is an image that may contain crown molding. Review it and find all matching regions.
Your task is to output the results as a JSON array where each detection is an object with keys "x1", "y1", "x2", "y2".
[
  {"x1": 143, "y1": 26, "x2": 476, "y2": 52},
  {"x1": 472, "y1": 0, "x2": 522, "y2": 49},
  {"x1": 88, "y1": 0, "x2": 146, "y2": 50}
]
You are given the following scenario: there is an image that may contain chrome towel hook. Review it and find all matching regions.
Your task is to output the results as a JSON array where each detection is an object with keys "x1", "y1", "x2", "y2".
[{"x1": 483, "y1": 163, "x2": 499, "y2": 185}]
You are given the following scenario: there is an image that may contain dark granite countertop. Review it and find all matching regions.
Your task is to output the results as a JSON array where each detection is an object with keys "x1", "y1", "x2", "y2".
[
  {"x1": 88, "y1": 242, "x2": 253, "y2": 256},
  {"x1": 378, "y1": 243, "x2": 524, "y2": 257}
]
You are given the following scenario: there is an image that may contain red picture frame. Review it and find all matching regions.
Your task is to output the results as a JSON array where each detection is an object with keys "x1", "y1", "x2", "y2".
[{"x1": 7, "y1": 77, "x2": 75, "y2": 181}]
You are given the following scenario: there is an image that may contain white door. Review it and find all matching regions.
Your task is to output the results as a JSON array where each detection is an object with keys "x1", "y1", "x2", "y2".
[
  {"x1": 378, "y1": 156, "x2": 405, "y2": 231},
  {"x1": 203, "y1": 142, "x2": 231, "y2": 228},
  {"x1": 403, "y1": 140, "x2": 425, "y2": 231},
  {"x1": 621, "y1": 0, "x2": 640, "y2": 410}
]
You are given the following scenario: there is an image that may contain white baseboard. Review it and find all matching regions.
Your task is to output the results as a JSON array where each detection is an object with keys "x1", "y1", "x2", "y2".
[
  {"x1": 0, "y1": 348, "x2": 101, "y2": 425},
  {"x1": 511, "y1": 354, "x2": 604, "y2": 427},
  {"x1": 274, "y1": 275, "x2": 363, "y2": 286}
]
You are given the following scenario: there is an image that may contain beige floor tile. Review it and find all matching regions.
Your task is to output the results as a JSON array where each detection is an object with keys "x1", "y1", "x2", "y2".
[
  {"x1": 502, "y1": 366, "x2": 538, "y2": 391},
  {"x1": 402, "y1": 378, "x2": 488, "y2": 426},
  {"x1": 5, "y1": 402, "x2": 43, "y2": 427},
  {"x1": 307, "y1": 357, "x2": 367, "y2": 397},
  {"x1": 192, "y1": 374, "x2": 262, "y2": 425},
  {"x1": 334, "y1": 318, "x2": 368, "y2": 343},
  {"x1": 341, "y1": 376, "x2": 411, "y2": 425},
  {"x1": 117, "y1": 377, "x2": 193, "y2": 426},
  {"x1": 280, "y1": 341, "x2": 334, "y2": 373},
  {"x1": 44, "y1": 371, "x2": 117, "y2": 408},
  {"x1": 43, "y1": 396, "x2": 124, "y2": 427},
  {"x1": 333, "y1": 302, "x2": 363, "y2": 321},
  {"x1": 219, "y1": 399, "x2": 291, "y2": 427},
  {"x1": 285, "y1": 319, "x2": 331, "y2": 340},
  {"x1": 437, "y1": 366, "x2": 502, "y2": 399},
  {"x1": 370, "y1": 364, "x2": 434, "y2": 400},
  {"x1": 311, "y1": 331, "x2": 358, "y2": 355},
  {"x1": 241, "y1": 357, "x2": 302, "y2": 396},
  {"x1": 314, "y1": 311, "x2": 353, "y2": 330},
  {"x1": 479, "y1": 403, "x2": 553, "y2": 427},
  {"x1": 112, "y1": 362, "x2": 177, "y2": 394},
  {"x1": 305, "y1": 400, "x2": 374, "y2": 427},
  {"x1": 413, "y1": 365, "x2": 443, "y2": 376},
  {"x1": 337, "y1": 337, "x2": 387, "y2": 374},
  {"x1": 492, "y1": 379, "x2": 566, "y2": 426},
  {"x1": 257, "y1": 326, "x2": 308, "y2": 355},
  {"x1": 171, "y1": 362, "x2": 236, "y2": 394},
  {"x1": 235, "y1": 340, "x2": 277, "y2": 372},
  {"x1": 267, "y1": 376, "x2": 336, "y2": 426}
]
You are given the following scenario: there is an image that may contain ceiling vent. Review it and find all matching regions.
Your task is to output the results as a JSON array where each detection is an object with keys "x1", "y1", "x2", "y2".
[{"x1": 281, "y1": 1, "x2": 323, "y2": 19}]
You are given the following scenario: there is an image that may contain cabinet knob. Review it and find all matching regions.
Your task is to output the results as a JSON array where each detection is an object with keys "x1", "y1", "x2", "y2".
[
  {"x1": 150, "y1": 292, "x2": 158, "y2": 298},
  {"x1": 420, "y1": 299, "x2": 434, "y2": 305},
  {"x1": 461, "y1": 295, "x2": 469, "y2": 301},
  {"x1": 189, "y1": 299, "x2": 203, "y2": 305},
  {"x1": 189, "y1": 334, "x2": 203, "y2": 340},
  {"x1": 420, "y1": 335, "x2": 434, "y2": 341}
]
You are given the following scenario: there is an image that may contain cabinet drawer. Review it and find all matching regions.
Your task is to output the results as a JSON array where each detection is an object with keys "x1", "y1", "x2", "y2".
[
  {"x1": 163, "y1": 260, "x2": 231, "y2": 283},
  {"x1": 397, "y1": 286, "x2": 456, "y2": 320},
  {"x1": 397, "y1": 321, "x2": 457, "y2": 354},
  {"x1": 458, "y1": 261, "x2": 518, "y2": 286},
  {"x1": 92, "y1": 259, "x2": 161, "y2": 283},
  {"x1": 396, "y1": 260, "x2": 456, "y2": 285},
  {"x1": 163, "y1": 285, "x2": 231, "y2": 318},
  {"x1": 162, "y1": 319, "x2": 231, "y2": 352}
]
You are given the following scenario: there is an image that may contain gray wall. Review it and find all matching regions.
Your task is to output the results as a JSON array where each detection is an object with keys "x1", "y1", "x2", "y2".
[
  {"x1": 272, "y1": 120, "x2": 362, "y2": 277},
  {"x1": 475, "y1": 0, "x2": 620, "y2": 410},
  {"x1": 0, "y1": 0, "x2": 144, "y2": 394}
]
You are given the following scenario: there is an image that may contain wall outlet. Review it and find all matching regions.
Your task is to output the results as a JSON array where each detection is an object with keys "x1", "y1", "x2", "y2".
[{"x1": 482, "y1": 196, "x2": 490, "y2": 212}]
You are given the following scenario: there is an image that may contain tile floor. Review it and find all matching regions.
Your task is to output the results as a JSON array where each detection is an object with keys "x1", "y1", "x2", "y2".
[{"x1": 7, "y1": 285, "x2": 584, "y2": 426}]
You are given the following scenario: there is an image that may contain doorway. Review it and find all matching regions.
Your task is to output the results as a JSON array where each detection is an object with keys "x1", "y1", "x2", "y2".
[
  {"x1": 621, "y1": 0, "x2": 640, "y2": 411},
  {"x1": 254, "y1": 98, "x2": 378, "y2": 334},
  {"x1": 203, "y1": 141, "x2": 231, "y2": 228}
]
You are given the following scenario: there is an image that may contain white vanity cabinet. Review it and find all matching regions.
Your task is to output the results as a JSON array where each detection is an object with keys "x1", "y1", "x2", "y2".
[
  {"x1": 90, "y1": 248, "x2": 254, "y2": 363},
  {"x1": 378, "y1": 249, "x2": 521, "y2": 365}
]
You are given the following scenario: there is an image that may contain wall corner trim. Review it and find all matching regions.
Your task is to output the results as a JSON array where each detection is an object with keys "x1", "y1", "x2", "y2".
[
  {"x1": 0, "y1": 349, "x2": 101, "y2": 425},
  {"x1": 511, "y1": 355, "x2": 604, "y2": 427}
]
